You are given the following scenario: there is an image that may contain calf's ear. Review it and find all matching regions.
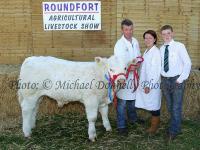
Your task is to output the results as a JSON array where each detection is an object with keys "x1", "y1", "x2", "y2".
[
  {"x1": 95, "y1": 57, "x2": 108, "y2": 67},
  {"x1": 95, "y1": 57, "x2": 102, "y2": 63}
]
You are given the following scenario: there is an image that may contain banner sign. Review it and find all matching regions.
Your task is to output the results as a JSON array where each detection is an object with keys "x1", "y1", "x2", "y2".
[{"x1": 42, "y1": 1, "x2": 101, "y2": 30}]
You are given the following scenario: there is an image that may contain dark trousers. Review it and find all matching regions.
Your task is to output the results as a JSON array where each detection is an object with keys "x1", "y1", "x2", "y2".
[
  {"x1": 161, "y1": 75, "x2": 185, "y2": 135},
  {"x1": 116, "y1": 98, "x2": 138, "y2": 129}
]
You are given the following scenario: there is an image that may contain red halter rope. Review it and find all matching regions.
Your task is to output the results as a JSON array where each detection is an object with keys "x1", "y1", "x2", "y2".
[{"x1": 126, "y1": 56, "x2": 144, "y2": 92}]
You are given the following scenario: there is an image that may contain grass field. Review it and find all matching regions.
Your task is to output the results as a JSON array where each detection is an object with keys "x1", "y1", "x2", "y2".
[{"x1": 0, "y1": 112, "x2": 200, "y2": 150}]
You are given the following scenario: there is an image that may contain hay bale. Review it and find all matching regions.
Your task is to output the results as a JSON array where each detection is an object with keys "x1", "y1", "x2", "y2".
[
  {"x1": 182, "y1": 70, "x2": 200, "y2": 119},
  {"x1": 0, "y1": 65, "x2": 199, "y2": 131},
  {"x1": 0, "y1": 65, "x2": 20, "y2": 130}
]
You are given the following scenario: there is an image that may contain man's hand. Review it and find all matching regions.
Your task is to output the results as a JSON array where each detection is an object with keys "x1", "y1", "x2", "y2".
[
  {"x1": 129, "y1": 63, "x2": 140, "y2": 71},
  {"x1": 128, "y1": 58, "x2": 141, "y2": 71}
]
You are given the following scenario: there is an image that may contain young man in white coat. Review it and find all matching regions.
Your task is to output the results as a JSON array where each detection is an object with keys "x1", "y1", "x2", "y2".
[
  {"x1": 136, "y1": 30, "x2": 161, "y2": 134},
  {"x1": 114, "y1": 19, "x2": 142, "y2": 135},
  {"x1": 160, "y1": 25, "x2": 191, "y2": 141}
]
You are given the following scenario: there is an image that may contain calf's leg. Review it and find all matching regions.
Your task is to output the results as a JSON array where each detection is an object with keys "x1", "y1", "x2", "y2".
[
  {"x1": 84, "y1": 98, "x2": 98, "y2": 142},
  {"x1": 30, "y1": 99, "x2": 40, "y2": 129},
  {"x1": 99, "y1": 103, "x2": 112, "y2": 131},
  {"x1": 20, "y1": 97, "x2": 38, "y2": 138}
]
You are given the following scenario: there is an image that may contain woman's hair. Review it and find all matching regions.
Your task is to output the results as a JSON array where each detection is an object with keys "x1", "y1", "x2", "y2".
[{"x1": 143, "y1": 30, "x2": 157, "y2": 44}]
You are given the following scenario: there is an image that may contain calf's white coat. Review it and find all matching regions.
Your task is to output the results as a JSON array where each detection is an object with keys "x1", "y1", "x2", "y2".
[{"x1": 18, "y1": 56, "x2": 126, "y2": 141}]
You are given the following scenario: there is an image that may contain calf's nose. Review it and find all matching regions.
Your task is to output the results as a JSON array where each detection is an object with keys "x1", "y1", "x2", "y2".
[{"x1": 117, "y1": 79, "x2": 125, "y2": 84}]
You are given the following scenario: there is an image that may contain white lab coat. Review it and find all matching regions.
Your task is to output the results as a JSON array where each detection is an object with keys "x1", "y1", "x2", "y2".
[
  {"x1": 114, "y1": 35, "x2": 141, "y2": 100},
  {"x1": 135, "y1": 45, "x2": 161, "y2": 110}
]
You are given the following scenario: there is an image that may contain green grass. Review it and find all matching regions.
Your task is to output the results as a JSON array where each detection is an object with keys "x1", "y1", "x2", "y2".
[{"x1": 0, "y1": 112, "x2": 200, "y2": 150}]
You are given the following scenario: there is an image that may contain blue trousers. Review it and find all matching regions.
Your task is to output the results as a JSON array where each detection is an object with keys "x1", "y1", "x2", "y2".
[
  {"x1": 161, "y1": 75, "x2": 185, "y2": 135},
  {"x1": 116, "y1": 98, "x2": 137, "y2": 129}
]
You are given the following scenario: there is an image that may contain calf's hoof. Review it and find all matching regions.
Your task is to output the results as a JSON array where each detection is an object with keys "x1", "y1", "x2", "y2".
[{"x1": 106, "y1": 127, "x2": 112, "y2": 132}]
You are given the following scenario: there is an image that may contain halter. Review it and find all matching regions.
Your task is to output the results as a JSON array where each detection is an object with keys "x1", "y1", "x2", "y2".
[
  {"x1": 105, "y1": 72, "x2": 127, "y2": 107},
  {"x1": 105, "y1": 56, "x2": 144, "y2": 108}
]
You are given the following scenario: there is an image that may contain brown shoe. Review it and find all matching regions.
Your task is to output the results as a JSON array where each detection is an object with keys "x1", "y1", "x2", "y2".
[{"x1": 146, "y1": 116, "x2": 160, "y2": 134}]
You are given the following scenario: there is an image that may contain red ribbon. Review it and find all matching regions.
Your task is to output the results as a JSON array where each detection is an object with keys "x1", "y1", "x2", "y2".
[{"x1": 126, "y1": 56, "x2": 144, "y2": 92}]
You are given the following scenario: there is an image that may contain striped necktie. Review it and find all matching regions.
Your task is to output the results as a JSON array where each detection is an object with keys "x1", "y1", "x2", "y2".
[{"x1": 164, "y1": 45, "x2": 169, "y2": 72}]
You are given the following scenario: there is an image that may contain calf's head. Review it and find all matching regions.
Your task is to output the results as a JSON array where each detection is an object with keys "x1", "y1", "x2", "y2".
[{"x1": 95, "y1": 56, "x2": 127, "y2": 85}]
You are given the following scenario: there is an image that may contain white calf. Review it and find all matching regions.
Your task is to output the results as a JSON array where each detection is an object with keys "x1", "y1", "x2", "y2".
[{"x1": 18, "y1": 56, "x2": 126, "y2": 141}]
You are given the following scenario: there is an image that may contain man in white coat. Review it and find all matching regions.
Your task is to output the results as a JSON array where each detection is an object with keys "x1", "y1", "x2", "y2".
[
  {"x1": 136, "y1": 30, "x2": 161, "y2": 134},
  {"x1": 114, "y1": 19, "x2": 141, "y2": 135}
]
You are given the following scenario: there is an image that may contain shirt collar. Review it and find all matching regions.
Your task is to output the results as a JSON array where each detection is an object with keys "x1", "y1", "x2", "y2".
[
  {"x1": 164, "y1": 39, "x2": 174, "y2": 46},
  {"x1": 122, "y1": 35, "x2": 133, "y2": 44}
]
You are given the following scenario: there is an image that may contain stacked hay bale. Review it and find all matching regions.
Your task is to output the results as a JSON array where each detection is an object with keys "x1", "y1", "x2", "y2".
[
  {"x1": 182, "y1": 70, "x2": 200, "y2": 119},
  {"x1": 0, "y1": 65, "x2": 20, "y2": 130}
]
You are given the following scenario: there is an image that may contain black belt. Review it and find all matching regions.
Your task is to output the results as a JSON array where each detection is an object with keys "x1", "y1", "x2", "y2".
[{"x1": 161, "y1": 75, "x2": 180, "y2": 79}]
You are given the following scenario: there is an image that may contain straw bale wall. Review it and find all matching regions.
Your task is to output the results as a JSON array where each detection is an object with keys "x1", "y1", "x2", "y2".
[
  {"x1": 117, "y1": 0, "x2": 200, "y2": 68},
  {"x1": 0, "y1": 0, "x2": 199, "y2": 68},
  {"x1": 0, "y1": 0, "x2": 116, "y2": 64}
]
